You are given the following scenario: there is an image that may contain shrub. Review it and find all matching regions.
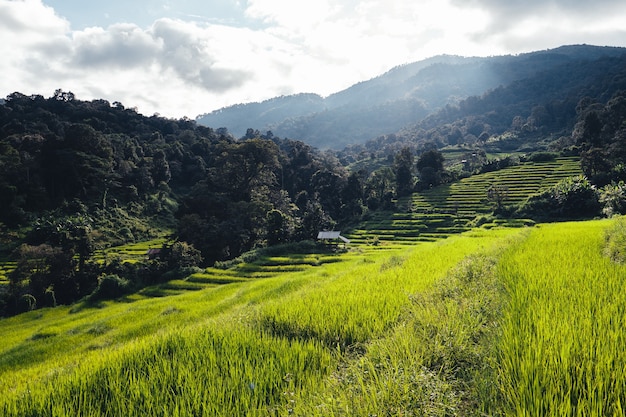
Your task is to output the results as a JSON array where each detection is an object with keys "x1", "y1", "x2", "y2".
[
  {"x1": 517, "y1": 176, "x2": 601, "y2": 219},
  {"x1": 526, "y1": 151, "x2": 557, "y2": 162},
  {"x1": 88, "y1": 274, "x2": 130, "y2": 301},
  {"x1": 599, "y1": 182, "x2": 626, "y2": 217}
]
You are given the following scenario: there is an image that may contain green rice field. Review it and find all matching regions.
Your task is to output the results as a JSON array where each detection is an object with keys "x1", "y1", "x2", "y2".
[
  {"x1": 495, "y1": 220, "x2": 626, "y2": 416},
  {"x1": 92, "y1": 237, "x2": 171, "y2": 264},
  {"x1": 1, "y1": 217, "x2": 625, "y2": 415},
  {"x1": 349, "y1": 157, "x2": 581, "y2": 244},
  {"x1": 1, "y1": 156, "x2": 623, "y2": 415}
]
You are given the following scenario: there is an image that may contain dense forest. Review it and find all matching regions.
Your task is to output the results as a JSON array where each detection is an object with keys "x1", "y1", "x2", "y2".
[{"x1": 0, "y1": 91, "x2": 380, "y2": 314}]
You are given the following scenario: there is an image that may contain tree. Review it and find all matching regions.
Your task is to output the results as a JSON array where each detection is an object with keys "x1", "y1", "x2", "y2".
[
  {"x1": 580, "y1": 147, "x2": 611, "y2": 184},
  {"x1": 416, "y1": 149, "x2": 445, "y2": 189},
  {"x1": 266, "y1": 209, "x2": 291, "y2": 245},
  {"x1": 393, "y1": 147, "x2": 414, "y2": 197},
  {"x1": 487, "y1": 184, "x2": 509, "y2": 212},
  {"x1": 152, "y1": 150, "x2": 172, "y2": 185},
  {"x1": 340, "y1": 171, "x2": 365, "y2": 220},
  {"x1": 208, "y1": 139, "x2": 279, "y2": 202},
  {"x1": 310, "y1": 170, "x2": 344, "y2": 219},
  {"x1": 7, "y1": 243, "x2": 77, "y2": 312},
  {"x1": 416, "y1": 149, "x2": 444, "y2": 173},
  {"x1": 166, "y1": 241, "x2": 203, "y2": 269},
  {"x1": 298, "y1": 197, "x2": 334, "y2": 240},
  {"x1": 41, "y1": 124, "x2": 114, "y2": 203},
  {"x1": 365, "y1": 167, "x2": 395, "y2": 210}
]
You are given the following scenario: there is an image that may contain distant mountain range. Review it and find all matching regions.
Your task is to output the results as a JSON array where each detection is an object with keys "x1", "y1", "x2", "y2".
[{"x1": 196, "y1": 45, "x2": 626, "y2": 149}]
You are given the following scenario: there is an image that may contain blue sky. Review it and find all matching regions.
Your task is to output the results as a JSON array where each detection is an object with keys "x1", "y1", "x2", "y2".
[
  {"x1": 2, "y1": 0, "x2": 626, "y2": 119},
  {"x1": 44, "y1": 0, "x2": 255, "y2": 29}
]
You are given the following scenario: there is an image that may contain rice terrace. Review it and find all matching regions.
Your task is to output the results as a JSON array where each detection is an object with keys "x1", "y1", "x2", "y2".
[
  {"x1": 2, "y1": 155, "x2": 626, "y2": 415},
  {"x1": 3, "y1": 44, "x2": 626, "y2": 416}
]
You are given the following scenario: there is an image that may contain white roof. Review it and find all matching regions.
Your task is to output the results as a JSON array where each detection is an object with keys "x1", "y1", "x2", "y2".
[
  {"x1": 317, "y1": 231, "x2": 341, "y2": 239},
  {"x1": 317, "y1": 231, "x2": 350, "y2": 243}
]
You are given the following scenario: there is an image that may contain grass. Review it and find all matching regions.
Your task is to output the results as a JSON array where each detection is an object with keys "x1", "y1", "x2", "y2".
[
  {"x1": 0, "y1": 227, "x2": 522, "y2": 416},
  {"x1": 492, "y1": 220, "x2": 626, "y2": 416},
  {"x1": 285, "y1": 231, "x2": 521, "y2": 416},
  {"x1": 2, "y1": 324, "x2": 334, "y2": 416},
  {"x1": 1, "y1": 151, "x2": 623, "y2": 415},
  {"x1": 1, "y1": 218, "x2": 625, "y2": 415}
]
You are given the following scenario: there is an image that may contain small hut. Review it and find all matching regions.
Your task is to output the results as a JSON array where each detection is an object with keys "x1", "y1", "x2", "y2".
[{"x1": 317, "y1": 231, "x2": 350, "y2": 247}]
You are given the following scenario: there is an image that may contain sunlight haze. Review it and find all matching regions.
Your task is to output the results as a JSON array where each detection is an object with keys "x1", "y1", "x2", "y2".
[{"x1": 1, "y1": 0, "x2": 625, "y2": 118}]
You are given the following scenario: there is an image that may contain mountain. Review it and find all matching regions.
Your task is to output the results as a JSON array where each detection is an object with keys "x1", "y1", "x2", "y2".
[{"x1": 196, "y1": 45, "x2": 626, "y2": 149}]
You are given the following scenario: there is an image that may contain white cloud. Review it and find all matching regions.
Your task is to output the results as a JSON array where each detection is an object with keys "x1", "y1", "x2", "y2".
[
  {"x1": 454, "y1": 0, "x2": 626, "y2": 48},
  {"x1": 73, "y1": 24, "x2": 160, "y2": 68},
  {"x1": 1, "y1": 0, "x2": 626, "y2": 119}
]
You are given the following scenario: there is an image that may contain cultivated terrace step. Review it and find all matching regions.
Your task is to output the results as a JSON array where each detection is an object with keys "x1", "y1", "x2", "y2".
[{"x1": 346, "y1": 157, "x2": 582, "y2": 245}]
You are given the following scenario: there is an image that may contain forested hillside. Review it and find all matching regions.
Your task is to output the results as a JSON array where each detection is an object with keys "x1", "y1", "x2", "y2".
[
  {"x1": 198, "y1": 45, "x2": 626, "y2": 149},
  {"x1": 2, "y1": 45, "x2": 626, "y2": 317},
  {"x1": 349, "y1": 53, "x2": 626, "y2": 159},
  {"x1": 0, "y1": 92, "x2": 368, "y2": 315},
  {"x1": 3, "y1": 48, "x2": 626, "y2": 416}
]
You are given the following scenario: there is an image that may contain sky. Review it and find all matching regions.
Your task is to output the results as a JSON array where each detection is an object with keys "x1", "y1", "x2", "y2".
[{"x1": 1, "y1": 0, "x2": 626, "y2": 119}]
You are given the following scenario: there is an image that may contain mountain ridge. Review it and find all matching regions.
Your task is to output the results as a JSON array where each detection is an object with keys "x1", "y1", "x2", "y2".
[{"x1": 196, "y1": 44, "x2": 626, "y2": 149}]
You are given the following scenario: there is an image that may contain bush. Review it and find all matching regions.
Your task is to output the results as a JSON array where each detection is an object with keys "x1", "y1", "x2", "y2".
[
  {"x1": 599, "y1": 182, "x2": 626, "y2": 217},
  {"x1": 88, "y1": 274, "x2": 130, "y2": 301},
  {"x1": 527, "y1": 151, "x2": 557, "y2": 162},
  {"x1": 517, "y1": 176, "x2": 601, "y2": 219}
]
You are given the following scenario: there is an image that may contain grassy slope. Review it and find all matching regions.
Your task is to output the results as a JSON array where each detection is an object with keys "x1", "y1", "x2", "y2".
[
  {"x1": 2, "y1": 220, "x2": 625, "y2": 415},
  {"x1": 0, "y1": 228, "x2": 520, "y2": 416},
  {"x1": 5, "y1": 219, "x2": 624, "y2": 416},
  {"x1": 2, "y1": 157, "x2": 624, "y2": 415}
]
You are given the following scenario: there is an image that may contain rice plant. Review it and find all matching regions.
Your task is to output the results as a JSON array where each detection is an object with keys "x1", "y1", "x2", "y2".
[
  {"x1": 282, "y1": 232, "x2": 522, "y2": 416},
  {"x1": 3, "y1": 218, "x2": 623, "y2": 416},
  {"x1": 492, "y1": 220, "x2": 626, "y2": 416}
]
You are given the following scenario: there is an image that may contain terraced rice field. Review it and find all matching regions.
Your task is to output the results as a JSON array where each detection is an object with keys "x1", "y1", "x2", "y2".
[
  {"x1": 92, "y1": 238, "x2": 171, "y2": 264},
  {"x1": 160, "y1": 253, "x2": 348, "y2": 294},
  {"x1": 0, "y1": 260, "x2": 15, "y2": 288},
  {"x1": 0, "y1": 158, "x2": 582, "y2": 296},
  {"x1": 349, "y1": 157, "x2": 582, "y2": 244}
]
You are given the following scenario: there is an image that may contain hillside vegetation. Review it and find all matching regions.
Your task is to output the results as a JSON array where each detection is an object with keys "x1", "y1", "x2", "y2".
[
  {"x1": 349, "y1": 156, "x2": 582, "y2": 244},
  {"x1": 3, "y1": 42, "x2": 626, "y2": 414},
  {"x1": 1, "y1": 219, "x2": 625, "y2": 415},
  {"x1": 4, "y1": 44, "x2": 626, "y2": 316},
  {"x1": 198, "y1": 45, "x2": 626, "y2": 149}
]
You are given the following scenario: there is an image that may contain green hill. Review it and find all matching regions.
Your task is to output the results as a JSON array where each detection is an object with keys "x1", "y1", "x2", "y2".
[
  {"x1": 0, "y1": 156, "x2": 583, "y2": 297},
  {"x1": 1, "y1": 218, "x2": 625, "y2": 415},
  {"x1": 197, "y1": 45, "x2": 626, "y2": 150},
  {"x1": 349, "y1": 156, "x2": 582, "y2": 244}
]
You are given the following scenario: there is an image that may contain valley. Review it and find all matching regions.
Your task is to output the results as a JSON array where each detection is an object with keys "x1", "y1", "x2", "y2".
[
  {"x1": 2, "y1": 43, "x2": 626, "y2": 415},
  {"x1": 1, "y1": 154, "x2": 624, "y2": 415}
]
